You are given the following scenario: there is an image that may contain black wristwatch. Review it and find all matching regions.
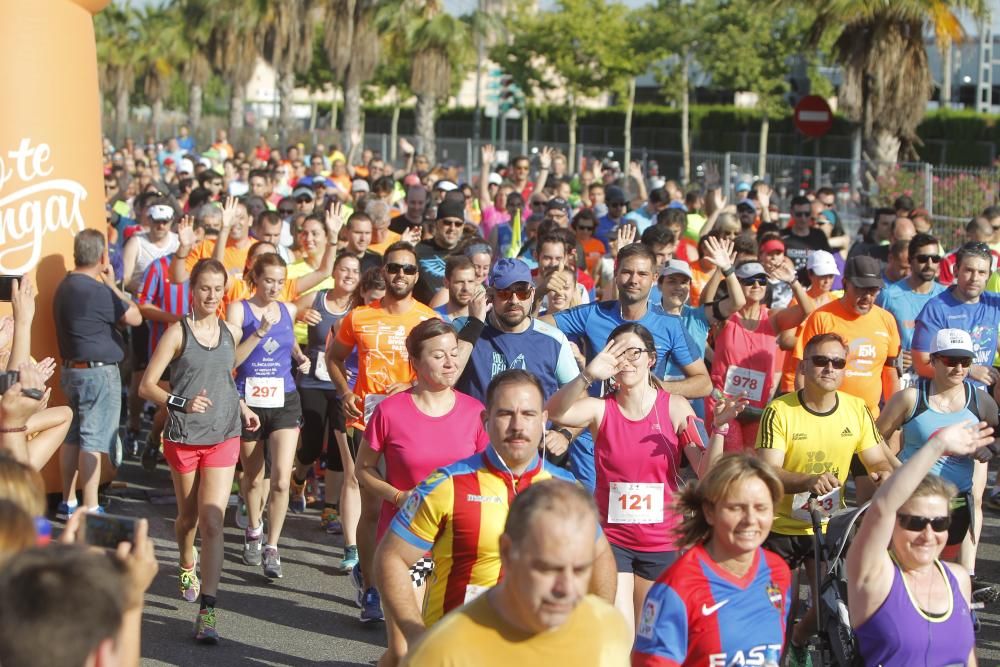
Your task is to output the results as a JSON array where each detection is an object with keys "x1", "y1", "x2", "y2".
[{"x1": 555, "y1": 427, "x2": 574, "y2": 441}]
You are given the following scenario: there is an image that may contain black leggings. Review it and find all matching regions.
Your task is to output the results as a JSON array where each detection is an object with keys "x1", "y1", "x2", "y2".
[{"x1": 297, "y1": 387, "x2": 348, "y2": 472}]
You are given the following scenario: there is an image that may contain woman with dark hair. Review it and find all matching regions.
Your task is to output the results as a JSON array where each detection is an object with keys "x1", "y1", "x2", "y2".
[
  {"x1": 849, "y1": 420, "x2": 989, "y2": 667},
  {"x1": 355, "y1": 318, "x2": 489, "y2": 666},
  {"x1": 546, "y1": 322, "x2": 746, "y2": 634},
  {"x1": 140, "y1": 258, "x2": 268, "y2": 643},
  {"x1": 632, "y1": 454, "x2": 791, "y2": 666},
  {"x1": 227, "y1": 253, "x2": 309, "y2": 582}
]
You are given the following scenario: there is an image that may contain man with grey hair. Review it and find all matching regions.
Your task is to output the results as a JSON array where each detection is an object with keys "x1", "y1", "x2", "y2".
[
  {"x1": 402, "y1": 479, "x2": 630, "y2": 665},
  {"x1": 193, "y1": 203, "x2": 223, "y2": 239},
  {"x1": 53, "y1": 229, "x2": 142, "y2": 517},
  {"x1": 368, "y1": 199, "x2": 420, "y2": 256}
]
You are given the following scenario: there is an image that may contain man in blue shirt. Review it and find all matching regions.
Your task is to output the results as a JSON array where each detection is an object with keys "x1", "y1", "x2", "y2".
[
  {"x1": 876, "y1": 233, "x2": 946, "y2": 376},
  {"x1": 912, "y1": 242, "x2": 1000, "y2": 389},
  {"x1": 594, "y1": 186, "x2": 628, "y2": 253},
  {"x1": 624, "y1": 187, "x2": 669, "y2": 235}
]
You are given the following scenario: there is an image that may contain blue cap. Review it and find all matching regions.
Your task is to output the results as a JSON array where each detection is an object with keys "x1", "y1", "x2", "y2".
[
  {"x1": 737, "y1": 198, "x2": 757, "y2": 211},
  {"x1": 736, "y1": 182, "x2": 751, "y2": 193},
  {"x1": 489, "y1": 258, "x2": 533, "y2": 289},
  {"x1": 667, "y1": 200, "x2": 687, "y2": 211}
]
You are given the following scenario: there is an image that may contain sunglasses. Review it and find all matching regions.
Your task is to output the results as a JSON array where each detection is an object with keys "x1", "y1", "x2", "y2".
[
  {"x1": 934, "y1": 355, "x2": 973, "y2": 368},
  {"x1": 740, "y1": 277, "x2": 768, "y2": 287},
  {"x1": 914, "y1": 253, "x2": 942, "y2": 264},
  {"x1": 278, "y1": 208, "x2": 295, "y2": 216},
  {"x1": 494, "y1": 285, "x2": 532, "y2": 301},
  {"x1": 608, "y1": 201, "x2": 626, "y2": 207},
  {"x1": 385, "y1": 263, "x2": 418, "y2": 276},
  {"x1": 576, "y1": 225, "x2": 595, "y2": 231},
  {"x1": 439, "y1": 219, "x2": 465, "y2": 228},
  {"x1": 810, "y1": 355, "x2": 847, "y2": 370},
  {"x1": 617, "y1": 347, "x2": 648, "y2": 362},
  {"x1": 897, "y1": 513, "x2": 951, "y2": 532},
  {"x1": 792, "y1": 211, "x2": 811, "y2": 218}
]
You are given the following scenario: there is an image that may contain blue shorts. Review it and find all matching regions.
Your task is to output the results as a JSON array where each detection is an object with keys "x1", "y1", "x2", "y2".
[{"x1": 61, "y1": 365, "x2": 122, "y2": 454}]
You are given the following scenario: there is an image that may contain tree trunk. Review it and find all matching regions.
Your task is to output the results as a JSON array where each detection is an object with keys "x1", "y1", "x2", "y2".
[
  {"x1": 390, "y1": 97, "x2": 400, "y2": 162},
  {"x1": 941, "y1": 42, "x2": 952, "y2": 107},
  {"x1": 568, "y1": 95, "x2": 577, "y2": 175},
  {"x1": 279, "y1": 68, "x2": 296, "y2": 137},
  {"x1": 115, "y1": 86, "x2": 130, "y2": 145},
  {"x1": 866, "y1": 128, "x2": 901, "y2": 173},
  {"x1": 151, "y1": 98, "x2": 164, "y2": 140},
  {"x1": 681, "y1": 50, "x2": 691, "y2": 186},
  {"x1": 330, "y1": 84, "x2": 339, "y2": 131},
  {"x1": 521, "y1": 109, "x2": 528, "y2": 156},
  {"x1": 415, "y1": 93, "x2": 436, "y2": 162},
  {"x1": 343, "y1": 78, "x2": 362, "y2": 156},
  {"x1": 623, "y1": 76, "x2": 636, "y2": 180},
  {"x1": 757, "y1": 113, "x2": 769, "y2": 180},
  {"x1": 189, "y1": 83, "x2": 203, "y2": 132},
  {"x1": 230, "y1": 81, "x2": 246, "y2": 130}
]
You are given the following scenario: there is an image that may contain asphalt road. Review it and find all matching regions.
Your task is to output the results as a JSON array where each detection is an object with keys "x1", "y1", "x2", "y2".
[{"x1": 105, "y1": 455, "x2": 1000, "y2": 667}]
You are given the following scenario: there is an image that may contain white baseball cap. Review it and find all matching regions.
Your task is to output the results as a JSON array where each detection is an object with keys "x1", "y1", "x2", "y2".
[
  {"x1": 658, "y1": 259, "x2": 693, "y2": 280},
  {"x1": 434, "y1": 180, "x2": 458, "y2": 192},
  {"x1": 488, "y1": 172, "x2": 503, "y2": 186},
  {"x1": 807, "y1": 250, "x2": 840, "y2": 277},
  {"x1": 178, "y1": 158, "x2": 195, "y2": 175},
  {"x1": 931, "y1": 329, "x2": 974, "y2": 357}
]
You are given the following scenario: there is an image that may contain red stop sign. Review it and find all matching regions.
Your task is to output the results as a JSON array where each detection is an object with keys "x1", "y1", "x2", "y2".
[{"x1": 794, "y1": 95, "x2": 833, "y2": 138}]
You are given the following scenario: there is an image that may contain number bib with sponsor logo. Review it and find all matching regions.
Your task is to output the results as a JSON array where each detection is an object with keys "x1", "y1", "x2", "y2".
[
  {"x1": 245, "y1": 377, "x2": 284, "y2": 408},
  {"x1": 723, "y1": 365, "x2": 766, "y2": 403},
  {"x1": 608, "y1": 482, "x2": 664, "y2": 524},
  {"x1": 790, "y1": 487, "x2": 841, "y2": 523}
]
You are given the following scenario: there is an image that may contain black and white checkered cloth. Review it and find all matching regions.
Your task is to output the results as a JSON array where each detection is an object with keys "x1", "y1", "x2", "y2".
[{"x1": 409, "y1": 556, "x2": 434, "y2": 587}]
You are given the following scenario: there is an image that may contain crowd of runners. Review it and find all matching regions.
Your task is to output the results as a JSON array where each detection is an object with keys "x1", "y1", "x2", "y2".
[{"x1": 0, "y1": 128, "x2": 999, "y2": 666}]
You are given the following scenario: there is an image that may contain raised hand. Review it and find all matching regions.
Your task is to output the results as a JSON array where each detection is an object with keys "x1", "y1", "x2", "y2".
[
  {"x1": 755, "y1": 183, "x2": 771, "y2": 210},
  {"x1": 702, "y1": 236, "x2": 734, "y2": 271},
  {"x1": 538, "y1": 146, "x2": 553, "y2": 170},
  {"x1": 401, "y1": 226, "x2": 422, "y2": 245},
  {"x1": 325, "y1": 201, "x2": 345, "y2": 241},
  {"x1": 713, "y1": 394, "x2": 749, "y2": 428},
  {"x1": 177, "y1": 215, "x2": 197, "y2": 248},
  {"x1": 468, "y1": 284, "x2": 488, "y2": 321},
  {"x1": 934, "y1": 420, "x2": 995, "y2": 457},
  {"x1": 585, "y1": 339, "x2": 630, "y2": 382},
  {"x1": 610, "y1": 224, "x2": 637, "y2": 257},
  {"x1": 628, "y1": 161, "x2": 643, "y2": 180},
  {"x1": 220, "y1": 196, "x2": 239, "y2": 231},
  {"x1": 10, "y1": 276, "x2": 36, "y2": 327},
  {"x1": 481, "y1": 144, "x2": 496, "y2": 168},
  {"x1": 768, "y1": 262, "x2": 796, "y2": 284},
  {"x1": 711, "y1": 187, "x2": 727, "y2": 211},
  {"x1": 399, "y1": 137, "x2": 415, "y2": 156}
]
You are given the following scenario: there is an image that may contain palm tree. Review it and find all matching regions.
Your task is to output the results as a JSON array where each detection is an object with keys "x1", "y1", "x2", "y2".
[
  {"x1": 137, "y1": 4, "x2": 182, "y2": 139},
  {"x1": 381, "y1": 0, "x2": 472, "y2": 160},
  {"x1": 323, "y1": 0, "x2": 381, "y2": 157},
  {"x1": 804, "y1": 0, "x2": 987, "y2": 167},
  {"x1": 178, "y1": 0, "x2": 215, "y2": 132},
  {"x1": 207, "y1": 0, "x2": 266, "y2": 130},
  {"x1": 261, "y1": 0, "x2": 319, "y2": 137},
  {"x1": 95, "y1": 3, "x2": 139, "y2": 143}
]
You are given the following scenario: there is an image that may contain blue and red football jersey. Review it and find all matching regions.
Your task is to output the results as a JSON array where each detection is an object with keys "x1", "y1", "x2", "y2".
[{"x1": 632, "y1": 544, "x2": 791, "y2": 667}]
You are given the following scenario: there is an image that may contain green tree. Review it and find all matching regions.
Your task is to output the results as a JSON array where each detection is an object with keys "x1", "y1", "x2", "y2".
[
  {"x1": 795, "y1": 0, "x2": 987, "y2": 167},
  {"x1": 136, "y1": 3, "x2": 184, "y2": 138},
  {"x1": 177, "y1": 0, "x2": 215, "y2": 132},
  {"x1": 698, "y1": 0, "x2": 810, "y2": 177},
  {"x1": 261, "y1": 0, "x2": 319, "y2": 137},
  {"x1": 325, "y1": 0, "x2": 381, "y2": 156},
  {"x1": 207, "y1": 0, "x2": 266, "y2": 130},
  {"x1": 96, "y1": 3, "x2": 140, "y2": 142}
]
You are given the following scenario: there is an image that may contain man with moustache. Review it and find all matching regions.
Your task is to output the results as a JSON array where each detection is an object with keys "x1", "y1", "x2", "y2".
[
  {"x1": 402, "y1": 480, "x2": 630, "y2": 666},
  {"x1": 375, "y1": 370, "x2": 617, "y2": 652}
]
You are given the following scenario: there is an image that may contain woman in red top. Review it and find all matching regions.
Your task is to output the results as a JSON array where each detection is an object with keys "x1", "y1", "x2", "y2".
[
  {"x1": 547, "y1": 322, "x2": 745, "y2": 635},
  {"x1": 706, "y1": 261, "x2": 814, "y2": 452}
]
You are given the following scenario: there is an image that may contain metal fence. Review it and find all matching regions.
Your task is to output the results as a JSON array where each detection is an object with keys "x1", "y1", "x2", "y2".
[{"x1": 110, "y1": 117, "x2": 996, "y2": 250}]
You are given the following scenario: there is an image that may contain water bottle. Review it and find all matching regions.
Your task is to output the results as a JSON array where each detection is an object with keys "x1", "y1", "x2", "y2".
[{"x1": 763, "y1": 646, "x2": 780, "y2": 667}]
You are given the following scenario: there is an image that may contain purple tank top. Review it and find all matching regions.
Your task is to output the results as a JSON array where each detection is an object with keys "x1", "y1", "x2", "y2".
[
  {"x1": 594, "y1": 388, "x2": 681, "y2": 552},
  {"x1": 855, "y1": 560, "x2": 973, "y2": 667},
  {"x1": 235, "y1": 301, "x2": 297, "y2": 397}
]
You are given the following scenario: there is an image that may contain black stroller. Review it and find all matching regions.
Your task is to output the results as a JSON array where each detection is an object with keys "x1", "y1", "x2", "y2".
[{"x1": 800, "y1": 498, "x2": 870, "y2": 667}]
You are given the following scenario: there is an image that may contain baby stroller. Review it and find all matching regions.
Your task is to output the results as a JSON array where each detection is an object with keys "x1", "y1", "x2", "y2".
[{"x1": 804, "y1": 498, "x2": 870, "y2": 667}]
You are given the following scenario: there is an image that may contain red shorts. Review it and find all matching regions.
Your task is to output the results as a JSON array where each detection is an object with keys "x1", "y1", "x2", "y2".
[{"x1": 163, "y1": 436, "x2": 241, "y2": 474}]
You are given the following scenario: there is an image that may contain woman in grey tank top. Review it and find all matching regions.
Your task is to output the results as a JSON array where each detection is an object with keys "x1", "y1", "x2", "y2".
[{"x1": 139, "y1": 259, "x2": 272, "y2": 644}]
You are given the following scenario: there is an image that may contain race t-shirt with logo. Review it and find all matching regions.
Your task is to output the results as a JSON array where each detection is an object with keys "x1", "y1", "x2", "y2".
[
  {"x1": 332, "y1": 299, "x2": 438, "y2": 428},
  {"x1": 632, "y1": 544, "x2": 791, "y2": 667},
  {"x1": 456, "y1": 317, "x2": 578, "y2": 404},
  {"x1": 876, "y1": 279, "x2": 946, "y2": 352},
  {"x1": 414, "y1": 238, "x2": 453, "y2": 304},
  {"x1": 781, "y1": 228, "x2": 831, "y2": 273},
  {"x1": 778, "y1": 290, "x2": 842, "y2": 394},
  {"x1": 912, "y1": 288, "x2": 1000, "y2": 389},
  {"x1": 793, "y1": 299, "x2": 901, "y2": 416},
  {"x1": 756, "y1": 390, "x2": 882, "y2": 535}
]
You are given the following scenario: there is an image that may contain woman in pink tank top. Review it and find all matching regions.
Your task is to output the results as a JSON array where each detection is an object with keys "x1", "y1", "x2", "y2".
[
  {"x1": 547, "y1": 322, "x2": 746, "y2": 635},
  {"x1": 707, "y1": 261, "x2": 815, "y2": 452}
]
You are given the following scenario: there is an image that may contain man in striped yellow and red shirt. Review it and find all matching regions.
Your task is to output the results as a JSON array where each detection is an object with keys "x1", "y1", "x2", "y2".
[{"x1": 375, "y1": 369, "x2": 616, "y2": 659}]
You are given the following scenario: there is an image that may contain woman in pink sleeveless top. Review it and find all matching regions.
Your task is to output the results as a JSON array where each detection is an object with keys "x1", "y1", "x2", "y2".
[
  {"x1": 707, "y1": 261, "x2": 814, "y2": 452},
  {"x1": 546, "y1": 322, "x2": 746, "y2": 635}
]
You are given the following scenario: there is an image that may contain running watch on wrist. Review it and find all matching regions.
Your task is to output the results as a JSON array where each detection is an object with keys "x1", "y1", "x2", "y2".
[{"x1": 166, "y1": 394, "x2": 188, "y2": 411}]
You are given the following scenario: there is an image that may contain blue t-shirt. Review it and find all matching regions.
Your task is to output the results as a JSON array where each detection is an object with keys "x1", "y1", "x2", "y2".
[
  {"x1": 912, "y1": 289, "x2": 1000, "y2": 389},
  {"x1": 875, "y1": 279, "x2": 946, "y2": 351},
  {"x1": 624, "y1": 205, "x2": 656, "y2": 234},
  {"x1": 595, "y1": 215, "x2": 622, "y2": 253},
  {"x1": 552, "y1": 300, "x2": 699, "y2": 396},
  {"x1": 656, "y1": 304, "x2": 709, "y2": 420},
  {"x1": 456, "y1": 317, "x2": 578, "y2": 404},
  {"x1": 432, "y1": 304, "x2": 469, "y2": 332}
]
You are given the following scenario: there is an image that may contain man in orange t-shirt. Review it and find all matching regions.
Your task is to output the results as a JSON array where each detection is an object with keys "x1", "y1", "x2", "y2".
[
  {"x1": 793, "y1": 256, "x2": 900, "y2": 415},
  {"x1": 326, "y1": 241, "x2": 440, "y2": 619}
]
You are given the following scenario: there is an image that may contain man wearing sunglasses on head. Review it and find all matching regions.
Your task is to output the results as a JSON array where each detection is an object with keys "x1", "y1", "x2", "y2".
[
  {"x1": 756, "y1": 332, "x2": 893, "y2": 666},
  {"x1": 876, "y1": 233, "x2": 947, "y2": 384}
]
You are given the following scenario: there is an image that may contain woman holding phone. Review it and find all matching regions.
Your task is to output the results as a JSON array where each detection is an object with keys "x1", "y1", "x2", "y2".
[{"x1": 140, "y1": 258, "x2": 269, "y2": 644}]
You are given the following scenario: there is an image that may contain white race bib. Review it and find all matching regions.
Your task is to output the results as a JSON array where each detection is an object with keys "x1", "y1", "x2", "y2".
[
  {"x1": 364, "y1": 393, "x2": 388, "y2": 424},
  {"x1": 464, "y1": 584, "x2": 490, "y2": 604},
  {"x1": 245, "y1": 377, "x2": 284, "y2": 408},
  {"x1": 723, "y1": 366, "x2": 766, "y2": 402},
  {"x1": 790, "y1": 487, "x2": 842, "y2": 523},
  {"x1": 608, "y1": 482, "x2": 664, "y2": 524},
  {"x1": 314, "y1": 356, "x2": 331, "y2": 383}
]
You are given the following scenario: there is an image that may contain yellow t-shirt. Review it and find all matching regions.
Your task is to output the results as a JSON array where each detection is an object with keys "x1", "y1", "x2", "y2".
[
  {"x1": 286, "y1": 258, "x2": 335, "y2": 344},
  {"x1": 756, "y1": 390, "x2": 882, "y2": 536},
  {"x1": 369, "y1": 230, "x2": 402, "y2": 256},
  {"x1": 402, "y1": 594, "x2": 631, "y2": 667}
]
